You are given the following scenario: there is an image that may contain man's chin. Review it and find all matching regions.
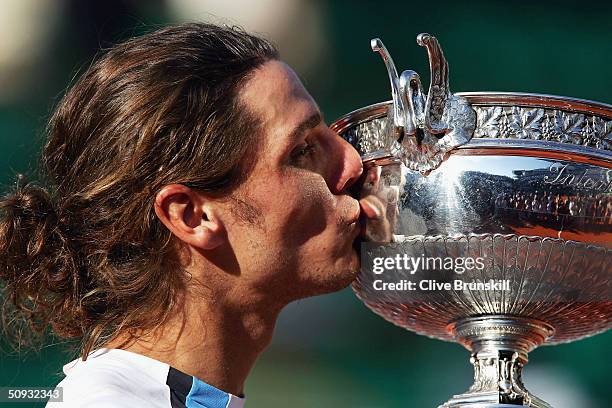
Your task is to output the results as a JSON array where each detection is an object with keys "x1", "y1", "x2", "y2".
[
  {"x1": 313, "y1": 256, "x2": 360, "y2": 297},
  {"x1": 298, "y1": 275, "x2": 356, "y2": 300},
  {"x1": 289, "y1": 260, "x2": 359, "y2": 301}
]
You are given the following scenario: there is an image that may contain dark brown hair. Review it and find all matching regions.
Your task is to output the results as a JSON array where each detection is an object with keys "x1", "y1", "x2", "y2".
[{"x1": 0, "y1": 23, "x2": 278, "y2": 357}]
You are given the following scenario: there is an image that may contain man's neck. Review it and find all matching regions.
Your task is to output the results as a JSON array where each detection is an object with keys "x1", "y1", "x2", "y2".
[{"x1": 106, "y1": 291, "x2": 283, "y2": 397}]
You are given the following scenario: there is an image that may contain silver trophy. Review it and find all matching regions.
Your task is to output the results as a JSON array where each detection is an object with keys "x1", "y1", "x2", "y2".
[{"x1": 331, "y1": 34, "x2": 611, "y2": 407}]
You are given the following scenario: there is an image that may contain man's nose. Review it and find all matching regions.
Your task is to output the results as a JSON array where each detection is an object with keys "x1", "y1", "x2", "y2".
[{"x1": 327, "y1": 130, "x2": 363, "y2": 194}]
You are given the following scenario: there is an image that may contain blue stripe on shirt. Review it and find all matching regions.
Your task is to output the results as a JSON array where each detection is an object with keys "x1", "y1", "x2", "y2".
[{"x1": 185, "y1": 376, "x2": 230, "y2": 408}]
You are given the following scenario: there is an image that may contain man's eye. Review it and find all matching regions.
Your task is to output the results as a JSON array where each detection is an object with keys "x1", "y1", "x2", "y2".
[{"x1": 291, "y1": 142, "x2": 315, "y2": 161}]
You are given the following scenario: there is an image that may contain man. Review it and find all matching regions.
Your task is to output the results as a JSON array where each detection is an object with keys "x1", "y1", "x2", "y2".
[{"x1": 0, "y1": 23, "x2": 380, "y2": 407}]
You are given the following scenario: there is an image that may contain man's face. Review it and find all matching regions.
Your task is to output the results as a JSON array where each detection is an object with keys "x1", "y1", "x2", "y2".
[{"x1": 221, "y1": 60, "x2": 363, "y2": 302}]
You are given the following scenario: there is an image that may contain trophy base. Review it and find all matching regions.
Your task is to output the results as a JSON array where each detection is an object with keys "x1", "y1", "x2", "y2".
[
  {"x1": 439, "y1": 405, "x2": 536, "y2": 408},
  {"x1": 439, "y1": 315, "x2": 554, "y2": 408},
  {"x1": 440, "y1": 405, "x2": 535, "y2": 408}
]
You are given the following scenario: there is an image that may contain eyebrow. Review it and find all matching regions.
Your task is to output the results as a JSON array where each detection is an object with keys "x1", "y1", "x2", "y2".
[{"x1": 287, "y1": 111, "x2": 323, "y2": 143}]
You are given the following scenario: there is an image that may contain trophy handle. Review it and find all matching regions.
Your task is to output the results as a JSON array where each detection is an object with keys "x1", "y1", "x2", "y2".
[
  {"x1": 417, "y1": 33, "x2": 450, "y2": 135},
  {"x1": 370, "y1": 34, "x2": 476, "y2": 173},
  {"x1": 371, "y1": 38, "x2": 411, "y2": 139}
]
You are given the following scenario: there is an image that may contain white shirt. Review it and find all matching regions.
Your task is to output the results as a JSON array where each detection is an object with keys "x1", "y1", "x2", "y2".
[{"x1": 46, "y1": 348, "x2": 245, "y2": 408}]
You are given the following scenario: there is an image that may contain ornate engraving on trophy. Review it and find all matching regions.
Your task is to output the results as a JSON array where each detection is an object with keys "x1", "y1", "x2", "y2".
[
  {"x1": 543, "y1": 162, "x2": 612, "y2": 191},
  {"x1": 474, "y1": 106, "x2": 612, "y2": 149}
]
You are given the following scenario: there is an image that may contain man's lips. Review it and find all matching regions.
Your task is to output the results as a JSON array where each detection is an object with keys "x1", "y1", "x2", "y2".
[
  {"x1": 342, "y1": 201, "x2": 361, "y2": 239},
  {"x1": 349, "y1": 201, "x2": 361, "y2": 224},
  {"x1": 351, "y1": 200, "x2": 368, "y2": 239}
]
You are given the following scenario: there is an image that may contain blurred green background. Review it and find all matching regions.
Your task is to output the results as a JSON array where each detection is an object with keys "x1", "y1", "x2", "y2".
[{"x1": 1, "y1": 0, "x2": 610, "y2": 407}]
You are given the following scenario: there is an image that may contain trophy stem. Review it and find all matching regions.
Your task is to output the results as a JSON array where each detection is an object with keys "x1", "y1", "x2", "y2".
[{"x1": 441, "y1": 315, "x2": 555, "y2": 408}]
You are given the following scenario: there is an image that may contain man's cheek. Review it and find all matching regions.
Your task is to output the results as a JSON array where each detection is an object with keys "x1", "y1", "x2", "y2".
[{"x1": 277, "y1": 184, "x2": 334, "y2": 246}]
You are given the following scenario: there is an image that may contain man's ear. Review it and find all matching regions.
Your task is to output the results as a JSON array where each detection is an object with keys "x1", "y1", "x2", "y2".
[{"x1": 154, "y1": 184, "x2": 225, "y2": 250}]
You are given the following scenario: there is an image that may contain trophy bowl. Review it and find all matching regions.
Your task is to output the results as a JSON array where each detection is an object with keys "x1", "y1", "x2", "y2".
[{"x1": 331, "y1": 34, "x2": 612, "y2": 407}]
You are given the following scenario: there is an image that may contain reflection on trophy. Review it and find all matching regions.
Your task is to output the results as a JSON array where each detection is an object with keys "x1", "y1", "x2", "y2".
[{"x1": 331, "y1": 34, "x2": 611, "y2": 407}]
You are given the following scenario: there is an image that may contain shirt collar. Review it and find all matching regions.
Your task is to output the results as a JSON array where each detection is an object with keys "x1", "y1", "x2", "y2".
[{"x1": 65, "y1": 348, "x2": 246, "y2": 408}]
